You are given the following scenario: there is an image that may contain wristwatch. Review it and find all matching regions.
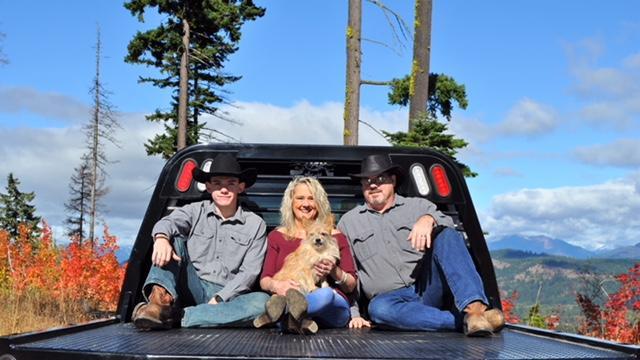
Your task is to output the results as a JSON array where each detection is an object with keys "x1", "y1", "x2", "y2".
[{"x1": 214, "y1": 295, "x2": 224, "y2": 303}]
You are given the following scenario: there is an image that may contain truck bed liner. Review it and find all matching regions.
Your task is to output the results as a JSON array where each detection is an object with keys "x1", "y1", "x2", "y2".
[{"x1": 8, "y1": 322, "x2": 638, "y2": 359}]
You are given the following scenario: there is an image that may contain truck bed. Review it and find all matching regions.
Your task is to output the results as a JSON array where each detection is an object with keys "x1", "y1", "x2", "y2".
[{"x1": 4, "y1": 320, "x2": 638, "y2": 359}]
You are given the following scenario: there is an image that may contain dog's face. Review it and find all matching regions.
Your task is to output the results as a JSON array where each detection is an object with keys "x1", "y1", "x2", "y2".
[{"x1": 302, "y1": 227, "x2": 337, "y2": 256}]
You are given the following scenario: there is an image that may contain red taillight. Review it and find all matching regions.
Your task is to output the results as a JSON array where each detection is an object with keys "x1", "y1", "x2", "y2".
[
  {"x1": 176, "y1": 159, "x2": 197, "y2": 192},
  {"x1": 430, "y1": 164, "x2": 451, "y2": 198}
]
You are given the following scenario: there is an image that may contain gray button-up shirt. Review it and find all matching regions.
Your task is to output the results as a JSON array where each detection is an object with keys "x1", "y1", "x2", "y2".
[
  {"x1": 337, "y1": 194, "x2": 454, "y2": 301},
  {"x1": 152, "y1": 200, "x2": 267, "y2": 302}
]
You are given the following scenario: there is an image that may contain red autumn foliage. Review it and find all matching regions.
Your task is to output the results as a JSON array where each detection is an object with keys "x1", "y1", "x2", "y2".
[
  {"x1": 577, "y1": 263, "x2": 640, "y2": 344},
  {"x1": 0, "y1": 222, "x2": 125, "y2": 313},
  {"x1": 545, "y1": 314, "x2": 560, "y2": 331},
  {"x1": 576, "y1": 293, "x2": 603, "y2": 338},
  {"x1": 501, "y1": 290, "x2": 520, "y2": 324}
]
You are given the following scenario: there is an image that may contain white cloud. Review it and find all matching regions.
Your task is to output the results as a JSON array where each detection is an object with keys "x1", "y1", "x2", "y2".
[
  {"x1": 573, "y1": 139, "x2": 640, "y2": 168},
  {"x1": 482, "y1": 176, "x2": 640, "y2": 250},
  {"x1": 0, "y1": 112, "x2": 165, "y2": 245},
  {"x1": 566, "y1": 39, "x2": 640, "y2": 129},
  {"x1": 0, "y1": 99, "x2": 408, "y2": 245},
  {"x1": 493, "y1": 168, "x2": 523, "y2": 177},
  {"x1": 498, "y1": 98, "x2": 558, "y2": 137},
  {"x1": 0, "y1": 86, "x2": 91, "y2": 124},
  {"x1": 211, "y1": 100, "x2": 406, "y2": 146}
]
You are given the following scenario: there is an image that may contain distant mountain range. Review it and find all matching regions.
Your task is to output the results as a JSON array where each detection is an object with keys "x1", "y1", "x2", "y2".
[{"x1": 488, "y1": 234, "x2": 640, "y2": 259}]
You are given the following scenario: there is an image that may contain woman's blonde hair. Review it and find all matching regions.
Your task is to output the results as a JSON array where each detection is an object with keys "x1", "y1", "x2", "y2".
[{"x1": 280, "y1": 177, "x2": 334, "y2": 238}]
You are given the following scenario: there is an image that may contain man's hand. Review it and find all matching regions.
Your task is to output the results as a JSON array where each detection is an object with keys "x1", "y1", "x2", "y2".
[
  {"x1": 271, "y1": 279, "x2": 301, "y2": 296},
  {"x1": 349, "y1": 316, "x2": 372, "y2": 329},
  {"x1": 152, "y1": 236, "x2": 181, "y2": 267},
  {"x1": 314, "y1": 258, "x2": 337, "y2": 279},
  {"x1": 208, "y1": 295, "x2": 221, "y2": 305},
  {"x1": 408, "y1": 215, "x2": 436, "y2": 252}
]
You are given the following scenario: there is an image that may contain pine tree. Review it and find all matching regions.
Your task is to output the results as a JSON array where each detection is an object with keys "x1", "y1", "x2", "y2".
[
  {"x1": 64, "y1": 161, "x2": 92, "y2": 240},
  {"x1": 124, "y1": 0, "x2": 265, "y2": 159},
  {"x1": 0, "y1": 173, "x2": 41, "y2": 240}
]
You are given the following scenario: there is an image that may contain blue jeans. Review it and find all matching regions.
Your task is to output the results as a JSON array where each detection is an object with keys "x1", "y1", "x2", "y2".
[
  {"x1": 367, "y1": 227, "x2": 488, "y2": 331},
  {"x1": 307, "y1": 287, "x2": 350, "y2": 328},
  {"x1": 143, "y1": 237, "x2": 269, "y2": 328}
]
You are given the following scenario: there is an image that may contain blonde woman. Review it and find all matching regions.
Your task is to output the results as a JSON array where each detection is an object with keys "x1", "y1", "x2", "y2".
[{"x1": 258, "y1": 177, "x2": 357, "y2": 331}]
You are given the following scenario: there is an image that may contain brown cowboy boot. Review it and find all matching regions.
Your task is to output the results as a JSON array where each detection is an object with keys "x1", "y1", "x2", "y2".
[
  {"x1": 253, "y1": 295, "x2": 287, "y2": 328},
  {"x1": 463, "y1": 301, "x2": 493, "y2": 337},
  {"x1": 285, "y1": 313, "x2": 318, "y2": 335},
  {"x1": 484, "y1": 308, "x2": 506, "y2": 332},
  {"x1": 132, "y1": 285, "x2": 176, "y2": 330}
]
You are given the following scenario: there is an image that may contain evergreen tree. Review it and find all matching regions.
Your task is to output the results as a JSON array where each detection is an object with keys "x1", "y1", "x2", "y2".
[
  {"x1": 385, "y1": 73, "x2": 476, "y2": 177},
  {"x1": 64, "y1": 161, "x2": 93, "y2": 240},
  {"x1": 0, "y1": 173, "x2": 41, "y2": 239},
  {"x1": 124, "y1": 0, "x2": 265, "y2": 159}
]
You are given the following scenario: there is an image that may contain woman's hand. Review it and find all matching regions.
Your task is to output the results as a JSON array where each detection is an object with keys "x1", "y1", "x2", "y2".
[
  {"x1": 314, "y1": 258, "x2": 337, "y2": 279},
  {"x1": 271, "y1": 279, "x2": 300, "y2": 296},
  {"x1": 152, "y1": 237, "x2": 181, "y2": 267},
  {"x1": 349, "y1": 316, "x2": 372, "y2": 329}
]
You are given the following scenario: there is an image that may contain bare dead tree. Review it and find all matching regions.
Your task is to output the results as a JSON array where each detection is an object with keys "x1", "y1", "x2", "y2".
[{"x1": 85, "y1": 26, "x2": 121, "y2": 245}]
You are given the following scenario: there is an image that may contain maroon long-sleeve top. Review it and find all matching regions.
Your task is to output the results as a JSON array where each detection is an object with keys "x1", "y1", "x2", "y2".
[{"x1": 260, "y1": 230, "x2": 358, "y2": 300}]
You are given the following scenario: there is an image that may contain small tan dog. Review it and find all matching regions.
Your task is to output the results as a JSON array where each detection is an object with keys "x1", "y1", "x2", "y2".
[
  {"x1": 273, "y1": 224, "x2": 340, "y2": 294},
  {"x1": 254, "y1": 224, "x2": 341, "y2": 333}
]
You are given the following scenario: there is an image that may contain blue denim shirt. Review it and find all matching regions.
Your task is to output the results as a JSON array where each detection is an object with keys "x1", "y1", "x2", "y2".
[
  {"x1": 152, "y1": 200, "x2": 267, "y2": 301},
  {"x1": 337, "y1": 194, "x2": 454, "y2": 301}
]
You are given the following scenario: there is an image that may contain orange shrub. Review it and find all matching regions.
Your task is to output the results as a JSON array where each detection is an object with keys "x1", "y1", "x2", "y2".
[
  {"x1": 501, "y1": 290, "x2": 520, "y2": 324},
  {"x1": 2, "y1": 222, "x2": 125, "y2": 312}
]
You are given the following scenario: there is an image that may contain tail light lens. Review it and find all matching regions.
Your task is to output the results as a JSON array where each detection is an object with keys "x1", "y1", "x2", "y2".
[
  {"x1": 176, "y1": 159, "x2": 197, "y2": 192},
  {"x1": 410, "y1": 163, "x2": 431, "y2": 196},
  {"x1": 430, "y1": 164, "x2": 451, "y2": 198},
  {"x1": 196, "y1": 159, "x2": 213, "y2": 192}
]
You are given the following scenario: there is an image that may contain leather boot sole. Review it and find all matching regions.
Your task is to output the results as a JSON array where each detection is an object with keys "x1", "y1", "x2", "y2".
[
  {"x1": 285, "y1": 289, "x2": 308, "y2": 321},
  {"x1": 132, "y1": 302, "x2": 172, "y2": 331},
  {"x1": 463, "y1": 313, "x2": 493, "y2": 337},
  {"x1": 266, "y1": 295, "x2": 287, "y2": 321}
]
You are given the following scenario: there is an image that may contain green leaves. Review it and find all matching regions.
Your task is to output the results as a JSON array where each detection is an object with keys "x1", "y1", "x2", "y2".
[
  {"x1": 383, "y1": 115, "x2": 477, "y2": 177},
  {"x1": 0, "y1": 174, "x2": 41, "y2": 240},
  {"x1": 388, "y1": 73, "x2": 467, "y2": 121},
  {"x1": 124, "y1": 0, "x2": 265, "y2": 159},
  {"x1": 385, "y1": 72, "x2": 475, "y2": 176}
]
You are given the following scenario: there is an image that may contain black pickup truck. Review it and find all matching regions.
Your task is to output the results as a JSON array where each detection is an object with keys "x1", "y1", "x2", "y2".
[{"x1": 1, "y1": 143, "x2": 639, "y2": 359}]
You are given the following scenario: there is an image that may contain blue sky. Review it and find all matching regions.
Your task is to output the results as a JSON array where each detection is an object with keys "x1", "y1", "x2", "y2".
[{"x1": 1, "y1": 1, "x2": 639, "y2": 249}]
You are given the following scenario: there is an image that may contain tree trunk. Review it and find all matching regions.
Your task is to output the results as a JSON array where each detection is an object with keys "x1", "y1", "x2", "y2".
[
  {"x1": 408, "y1": 0, "x2": 433, "y2": 131},
  {"x1": 178, "y1": 17, "x2": 190, "y2": 150},
  {"x1": 89, "y1": 31, "x2": 101, "y2": 246},
  {"x1": 344, "y1": 0, "x2": 362, "y2": 145}
]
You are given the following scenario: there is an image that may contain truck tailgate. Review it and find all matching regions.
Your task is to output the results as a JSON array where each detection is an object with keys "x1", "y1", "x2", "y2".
[{"x1": 6, "y1": 322, "x2": 639, "y2": 359}]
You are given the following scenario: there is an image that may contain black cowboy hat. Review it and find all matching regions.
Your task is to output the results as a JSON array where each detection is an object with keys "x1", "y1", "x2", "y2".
[
  {"x1": 192, "y1": 153, "x2": 257, "y2": 188},
  {"x1": 349, "y1": 154, "x2": 404, "y2": 185}
]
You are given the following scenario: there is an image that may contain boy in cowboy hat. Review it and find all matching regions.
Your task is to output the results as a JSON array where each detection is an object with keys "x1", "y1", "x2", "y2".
[
  {"x1": 132, "y1": 153, "x2": 269, "y2": 330},
  {"x1": 338, "y1": 154, "x2": 504, "y2": 336}
]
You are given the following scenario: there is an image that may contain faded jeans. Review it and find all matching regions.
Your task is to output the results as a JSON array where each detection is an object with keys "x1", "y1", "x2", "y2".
[
  {"x1": 143, "y1": 237, "x2": 269, "y2": 328},
  {"x1": 307, "y1": 287, "x2": 350, "y2": 328},
  {"x1": 367, "y1": 227, "x2": 488, "y2": 331}
]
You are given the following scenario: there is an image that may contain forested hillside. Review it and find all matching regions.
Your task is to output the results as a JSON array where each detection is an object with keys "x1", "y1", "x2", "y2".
[{"x1": 492, "y1": 250, "x2": 638, "y2": 331}]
